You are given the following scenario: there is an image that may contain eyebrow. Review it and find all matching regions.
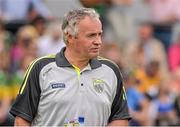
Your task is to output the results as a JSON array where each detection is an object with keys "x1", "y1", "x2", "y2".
[
  {"x1": 87, "y1": 30, "x2": 103, "y2": 35},
  {"x1": 86, "y1": 31, "x2": 103, "y2": 37}
]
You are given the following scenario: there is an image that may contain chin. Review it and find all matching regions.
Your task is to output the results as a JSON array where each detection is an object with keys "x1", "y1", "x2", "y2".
[
  {"x1": 89, "y1": 53, "x2": 99, "y2": 59},
  {"x1": 90, "y1": 56, "x2": 98, "y2": 59}
]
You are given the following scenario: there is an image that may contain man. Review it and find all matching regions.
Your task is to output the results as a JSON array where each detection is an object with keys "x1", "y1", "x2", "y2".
[{"x1": 10, "y1": 8, "x2": 131, "y2": 126}]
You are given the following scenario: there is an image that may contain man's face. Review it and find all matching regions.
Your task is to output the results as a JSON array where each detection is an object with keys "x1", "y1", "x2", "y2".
[{"x1": 70, "y1": 16, "x2": 103, "y2": 59}]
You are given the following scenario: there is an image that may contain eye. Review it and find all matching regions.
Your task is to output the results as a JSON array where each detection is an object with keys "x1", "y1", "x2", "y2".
[
  {"x1": 87, "y1": 33, "x2": 97, "y2": 38},
  {"x1": 98, "y1": 32, "x2": 102, "y2": 37}
]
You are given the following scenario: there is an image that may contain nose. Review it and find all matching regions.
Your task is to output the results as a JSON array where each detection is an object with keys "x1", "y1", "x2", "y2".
[{"x1": 94, "y1": 36, "x2": 102, "y2": 45}]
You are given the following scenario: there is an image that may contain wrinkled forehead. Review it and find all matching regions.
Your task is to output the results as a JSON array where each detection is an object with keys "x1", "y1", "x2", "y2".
[{"x1": 77, "y1": 16, "x2": 102, "y2": 32}]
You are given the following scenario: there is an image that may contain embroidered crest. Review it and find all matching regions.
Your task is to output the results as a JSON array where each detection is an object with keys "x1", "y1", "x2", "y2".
[{"x1": 93, "y1": 79, "x2": 106, "y2": 93}]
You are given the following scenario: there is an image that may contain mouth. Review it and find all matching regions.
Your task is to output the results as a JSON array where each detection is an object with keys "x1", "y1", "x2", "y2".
[{"x1": 91, "y1": 48, "x2": 100, "y2": 52}]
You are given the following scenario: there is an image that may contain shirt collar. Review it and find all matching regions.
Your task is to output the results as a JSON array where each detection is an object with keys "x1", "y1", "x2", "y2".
[{"x1": 55, "y1": 47, "x2": 102, "y2": 69}]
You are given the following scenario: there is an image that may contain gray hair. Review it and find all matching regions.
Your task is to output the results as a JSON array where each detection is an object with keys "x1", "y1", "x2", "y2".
[{"x1": 62, "y1": 8, "x2": 100, "y2": 43}]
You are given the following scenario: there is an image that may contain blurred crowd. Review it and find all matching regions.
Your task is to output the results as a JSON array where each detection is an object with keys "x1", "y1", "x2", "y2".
[{"x1": 0, "y1": 0, "x2": 180, "y2": 126}]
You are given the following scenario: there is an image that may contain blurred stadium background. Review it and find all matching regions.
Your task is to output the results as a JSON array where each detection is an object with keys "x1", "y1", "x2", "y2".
[{"x1": 0, "y1": 0, "x2": 180, "y2": 126}]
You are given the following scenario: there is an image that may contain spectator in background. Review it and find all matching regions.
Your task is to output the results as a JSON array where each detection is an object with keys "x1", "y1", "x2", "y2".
[
  {"x1": 100, "y1": 42, "x2": 127, "y2": 70},
  {"x1": 153, "y1": 80, "x2": 179, "y2": 126},
  {"x1": 165, "y1": 70, "x2": 180, "y2": 125},
  {"x1": 124, "y1": 69, "x2": 151, "y2": 126},
  {"x1": 125, "y1": 22, "x2": 169, "y2": 79},
  {"x1": 0, "y1": 34, "x2": 6, "y2": 53},
  {"x1": 0, "y1": 0, "x2": 51, "y2": 22},
  {"x1": 24, "y1": 39, "x2": 38, "y2": 58},
  {"x1": 0, "y1": 0, "x2": 53, "y2": 34},
  {"x1": 0, "y1": 21, "x2": 14, "y2": 47},
  {"x1": 174, "y1": 94, "x2": 180, "y2": 125},
  {"x1": 168, "y1": 35, "x2": 180, "y2": 71},
  {"x1": 146, "y1": 0, "x2": 180, "y2": 50},
  {"x1": 0, "y1": 37, "x2": 13, "y2": 126},
  {"x1": 31, "y1": 16, "x2": 48, "y2": 37},
  {"x1": 105, "y1": 0, "x2": 135, "y2": 45},
  {"x1": 170, "y1": 68, "x2": 180, "y2": 96},
  {"x1": 10, "y1": 25, "x2": 38, "y2": 72},
  {"x1": 135, "y1": 60, "x2": 161, "y2": 97},
  {"x1": 37, "y1": 20, "x2": 65, "y2": 56},
  {"x1": 80, "y1": 0, "x2": 110, "y2": 21}
]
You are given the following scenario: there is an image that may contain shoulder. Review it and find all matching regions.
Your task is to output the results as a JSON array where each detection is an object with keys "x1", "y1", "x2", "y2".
[
  {"x1": 98, "y1": 56, "x2": 119, "y2": 68},
  {"x1": 27, "y1": 54, "x2": 56, "y2": 73},
  {"x1": 97, "y1": 56, "x2": 123, "y2": 79},
  {"x1": 34, "y1": 54, "x2": 55, "y2": 64}
]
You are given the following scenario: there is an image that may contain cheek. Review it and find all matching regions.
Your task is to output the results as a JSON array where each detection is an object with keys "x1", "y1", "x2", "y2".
[
  {"x1": 74, "y1": 41, "x2": 86, "y2": 52},
  {"x1": 75, "y1": 38, "x2": 93, "y2": 51},
  {"x1": 79, "y1": 40, "x2": 92, "y2": 48}
]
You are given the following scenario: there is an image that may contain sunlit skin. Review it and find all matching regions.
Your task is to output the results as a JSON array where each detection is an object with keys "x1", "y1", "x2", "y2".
[{"x1": 65, "y1": 16, "x2": 103, "y2": 70}]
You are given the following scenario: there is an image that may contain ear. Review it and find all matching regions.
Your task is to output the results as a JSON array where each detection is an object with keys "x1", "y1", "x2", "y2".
[{"x1": 65, "y1": 32, "x2": 73, "y2": 44}]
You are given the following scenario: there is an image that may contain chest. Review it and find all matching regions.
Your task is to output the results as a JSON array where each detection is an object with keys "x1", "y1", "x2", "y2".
[{"x1": 39, "y1": 66, "x2": 117, "y2": 107}]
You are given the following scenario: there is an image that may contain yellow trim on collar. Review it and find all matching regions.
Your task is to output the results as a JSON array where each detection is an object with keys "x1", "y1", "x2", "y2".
[{"x1": 72, "y1": 64, "x2": 81, "y2": 80}]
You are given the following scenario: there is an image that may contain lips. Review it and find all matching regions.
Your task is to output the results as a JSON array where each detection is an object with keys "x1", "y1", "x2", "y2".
[{"x1": 91, "y1": 48, "x2": 100, "y2": 52}]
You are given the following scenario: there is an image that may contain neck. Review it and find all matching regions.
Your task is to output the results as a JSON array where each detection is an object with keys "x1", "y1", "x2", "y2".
[{"x1": 64, "y1": 47, "x2": 89, "y2": 70}]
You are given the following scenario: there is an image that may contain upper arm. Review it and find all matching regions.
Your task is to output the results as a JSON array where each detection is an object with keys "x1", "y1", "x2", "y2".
[
  {"x1": 105, "y1": 61, "x2": 131, "y2": 123},
  {"x1": 107, "y1": 119, "x2": 129, "y2": 126},
  {"x1": 10, "y1": 59, "x2": 42, "y2": 122},
  {"x1": 108, "y1": 78, "x2": 131, "y2": 123},
  {"x1": 15, "y1": 116, "x2": 31, "y2": 126},
  {"x1": 99, "y1": 59, "x2": 131, "y2": 123},
  {"x1": 10, "y1": 57, "x2": 55, "y2": 122}
]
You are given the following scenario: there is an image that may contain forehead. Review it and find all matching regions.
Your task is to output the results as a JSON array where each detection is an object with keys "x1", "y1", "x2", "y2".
[{"x1": 77, "y1": 16, "x2": 102, "y2": 33}]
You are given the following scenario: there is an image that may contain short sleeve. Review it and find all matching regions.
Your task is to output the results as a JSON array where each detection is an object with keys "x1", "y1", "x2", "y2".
[
  {"x1": 108, "y1": 68, "x2": 131, "y2": 122},
  {"x1": 10, "y1": 60, "x2": 41, "y2": 122}
]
